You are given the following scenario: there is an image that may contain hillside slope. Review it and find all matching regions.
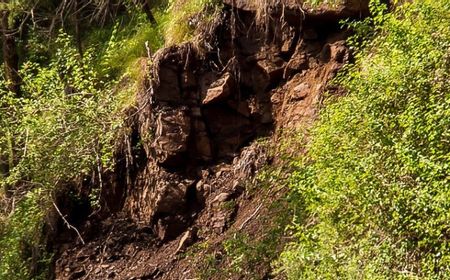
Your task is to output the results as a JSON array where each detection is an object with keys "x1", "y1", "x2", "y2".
[
  {"x1": 2, "y1": 0, "x2": 449, "y2": 279},
  {"x1": 50, "y1": 1, "x2": 369, "y2": 279}
]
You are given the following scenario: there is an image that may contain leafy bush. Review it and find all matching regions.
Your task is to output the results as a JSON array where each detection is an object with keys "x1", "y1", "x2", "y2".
[
  {"x1": 0, "y1": 32, "x2": 128, "y2": 279},
  {"x1": 0, "y1": 189, "x2": 51, "y2": 280},
  {"x1": 90, "y1": 10, "x2": 165, "y2": 79},
  {"x1": 277, "y1": 0, "x2": 450, "y2": 278}
]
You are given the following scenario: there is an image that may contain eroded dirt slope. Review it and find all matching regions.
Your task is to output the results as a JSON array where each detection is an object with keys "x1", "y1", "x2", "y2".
[{"x1": 52, "y1": 1, "x2": 367, "y2": 279}]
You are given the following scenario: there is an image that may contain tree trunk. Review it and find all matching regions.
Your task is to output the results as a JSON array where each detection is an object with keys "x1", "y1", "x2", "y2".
[
  {"x1": 74, "y1": 0, "x2": 83, "y2": 57},
  {"x1": 1, "y1": 8, "x2": 20, "y2": 96},
  {"x1": 142, "y1": 0, "x2": 157, "y2": 25}
]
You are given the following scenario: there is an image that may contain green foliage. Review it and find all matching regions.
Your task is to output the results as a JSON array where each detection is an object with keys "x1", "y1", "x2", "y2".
[
  {"x1": 304, "y1": 0, "x2": 341, "y2": 8},
  {"x1": 4, "y1": 33, "x2": 123, "y2": 188},
  {"x1": 89, "y1": 11, "x2": 164, "y2": 79},
  {"x1": 198, "y1": 223, "x2": 288, "y2": 280},
  {"x1": 222, "y1": 229, "x2": 284, "y2": 279},
  {"x1": 197, "y1": 169, "x2": 294, "y2": 280},
  {"x1": 0, "y1": 189, "x2": 51, "y2": 280},
  {"x1": 277, "y1": 0, "x2": 450, "y2": 278},
  {"x1": 0, "y1": 31, "x2": 128, "y2": 279}
]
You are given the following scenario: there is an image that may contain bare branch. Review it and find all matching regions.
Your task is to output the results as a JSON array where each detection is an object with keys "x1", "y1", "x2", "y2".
[{"x1": 52, "y1": 201, "x2": 85, "y2": 245}]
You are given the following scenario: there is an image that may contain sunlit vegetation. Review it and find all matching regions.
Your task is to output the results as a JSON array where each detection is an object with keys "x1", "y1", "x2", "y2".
[{"x1": 277, "y1": 0, "x2": 450, "y2": 278}]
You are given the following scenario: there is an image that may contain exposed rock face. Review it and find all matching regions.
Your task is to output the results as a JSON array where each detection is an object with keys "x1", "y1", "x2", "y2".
[
  {"x1": 124, "y1": 0, "x2": 352, "y2": 248},
  {"x1": 153, "y1": 108, "x2": 191, "y2": 166},
  {"x1": 223, "y1": 0, "x2": 370, "y2": 22},
  {"x1": 53, "y1": 0, "x2": 367, "y2": 279}
]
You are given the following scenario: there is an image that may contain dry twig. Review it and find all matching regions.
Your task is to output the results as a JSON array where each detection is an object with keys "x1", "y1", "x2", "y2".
[{"x1": 52, "y1": 201, "x2": 85, "y2": 245}]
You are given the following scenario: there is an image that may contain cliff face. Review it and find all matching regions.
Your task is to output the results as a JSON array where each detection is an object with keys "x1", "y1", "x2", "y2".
[
  {"x1": 53, "y1": 1, "x2": 368, "y2": 279},
  {"x1": 222, "y1": 0, "x2": 369, "y2": 21}
]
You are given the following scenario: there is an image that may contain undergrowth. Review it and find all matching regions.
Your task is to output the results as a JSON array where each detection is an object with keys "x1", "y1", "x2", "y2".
[{"x1": 277, "y1": 0, "x2": 450, "y2": 278}]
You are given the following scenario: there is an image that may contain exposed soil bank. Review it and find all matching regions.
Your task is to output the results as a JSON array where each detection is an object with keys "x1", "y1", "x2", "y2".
[{"x1": 51, "y1": 1, "x2": 368, "y2": 279}]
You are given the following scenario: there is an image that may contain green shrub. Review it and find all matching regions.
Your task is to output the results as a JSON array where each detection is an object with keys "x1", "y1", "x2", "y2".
[
  {"x1": 91, "y1": 10, "x2": 165, "y2": 79},
  {"x1": 0, "y1": 189, "x2": 50, "y2": 280},
  {"x1": 0, "y1": 31, "x2": 127, "y2": 279},
  {"x1": 277, "y1": 0, "x2": 450, "y2": 278}
]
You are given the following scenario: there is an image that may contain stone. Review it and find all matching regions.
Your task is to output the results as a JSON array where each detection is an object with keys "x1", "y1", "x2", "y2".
[
  {"x1": 257, "y1": 57, "x2": 285, "y2": 85},
  {"x1": 193, "y1": 118, "x2": 207, "y2": 131},
  {"x1": 192, "y1": 118, "x2": 212, "y2": 160},
  {"x1": 330, "y1": 41, "x2": 349, "y2": 63},
  {"x1": 156, "y1": 215, "x2": 189, "y2": 241},
  {"x1": 212, "y1": 215, "x2": 227, "y2": 233},
  {"x1": 191, "y1": 107, "x2": 202, "y2": 117},
  {"x1": 175, "y1": 228, "x2": 197, "y2": 254},
  {"x1": 227, "y1": 100, "x2": 251, "y2": 118},
  {"x1": 153, "y1": 63, "x2": 181, "y2": 103},
  {"x1": 202, "y1": 72, "x2": 234, "y2": 105},
  {"x1": 284, "y1": 43, "x2": 309, "y2": 78},
  {"x1": 260, "y1": 103, "x2": 273, "y2": 124},
  {"x1": 222, "y1": 0, "x2": 370, "y2": 24},
  {"x1": 212, "y1": 193, "x2": 231, "y2": 203},
  {"x1": 195, "y1": 180, "x2": 204, "y2": 193},
  {"x1": 303, "y1": 28, "x2": 318, "y2": 40},
  {"x1": 182, "y1": 70, "x2": 197, "y2": 90},
  {"x1": 153, "y1": 178, "x2": 194, "y2": 214},
  {"x1": 320, "y1": 44, "x2": 332, "y2": 62},
  {"x1": 199, "y1": 72, "x2": 220, "y2": 98},
  {"x1": 305, "y1": 41, "x2": 323, "y2": 55},
  {"x1": 125, "y1": 162, "x2": 197, "y2": 224},
  {"x1": 281, "y1": 26, "x2": 297, "y2": 53},
  {"x1": 237, "y1": 36, "x2": 262, "y2": 56},
  {"x1": 195, "y1": 132, "x2": 213, "y2": 160},
  {"x1": 203, "y1": 106, "x2": 251, "y2": 136},
  {"x1": 292, "y1": 82, "x2": 310, "y2": 100}
]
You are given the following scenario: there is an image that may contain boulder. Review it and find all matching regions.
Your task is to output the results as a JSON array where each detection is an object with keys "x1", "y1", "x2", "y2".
[
  {"x1": 330, "y1": 40, "x2": 349, "y2": 63},
  {"x1": 192, "y1": 118, "x2": 213, "y2": 161},
  {"x1": 256, "y1": 57, "x2": 285, "y2": 85},
  {"x1": 202, "y1": 72, "x2": 234, "y2": 105},
  {"x1": 153, "y1": 109, "x2": 191, "y2": 166},
  {"x1": 285, "y1": 53, "x2": 308, "y2": 78},
  {"x1": 155, "y1": 215, "x2": 189, "y2": 241},
  {"x1": 175, "y1": 228, "x2": 198, "y2": 254},
  {"x1": 124, "y1": 164, "x2": 195, "y2": 225},
  {"x1": 292, "y1": 82, "x2": 310, "y2": 100},
  {"x1": 227, "y1": 100, "x2": 251, "y2": 118}
]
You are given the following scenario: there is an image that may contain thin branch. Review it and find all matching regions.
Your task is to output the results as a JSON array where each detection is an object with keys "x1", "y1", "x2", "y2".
[
  {"x1": 95, "y1": 148, "x2": 104, "y2": 192},
  {"x1": 52, "y1": 201, "x2": 85, "y2": 245},
  {"x1": 239, "y1": 203, "x2": 263, "y2": 230}
]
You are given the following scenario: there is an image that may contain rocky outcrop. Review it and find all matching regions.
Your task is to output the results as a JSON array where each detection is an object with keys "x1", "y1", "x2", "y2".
[
  {"x1": 53, "y1": 0, "x2": 366, "y2": 278},
  {"x1": 122, "y1": 0, "x2": 352, "y2": 251},
  {"x1": 223, "y1": 0, "x2": 370, "y2": 22}
]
